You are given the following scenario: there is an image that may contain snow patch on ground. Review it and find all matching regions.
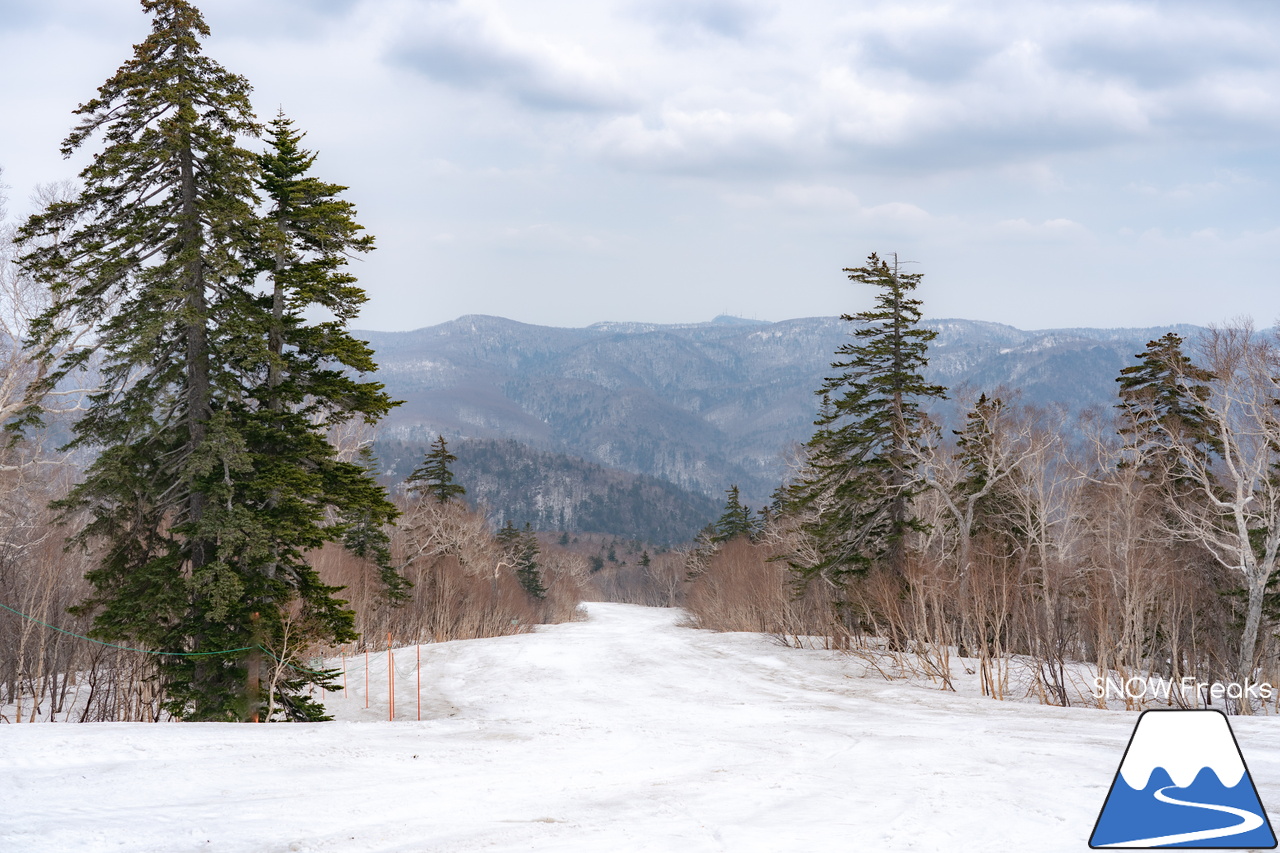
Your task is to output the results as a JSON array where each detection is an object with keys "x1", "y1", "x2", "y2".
[{"x1": 3, "y1": 603, "x2": 1279, "y2": 851}]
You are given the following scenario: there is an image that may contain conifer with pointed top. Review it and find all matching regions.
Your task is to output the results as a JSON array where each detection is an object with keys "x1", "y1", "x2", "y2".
[
  {"x1": 17, "y1": 1, "x2": 400, "y2": 720},
  {"x1": 711, "y1": 485, "x2": 756, "y2": 543},
  {"x1": 248, "y1": 110, "x2": 405, "y2": 610},
  {"x1": 498, "y1": 520, "x2": 546, "y2": 599},
  {"x1": 1116, "y1": 332, "x2": 1218, "y2": 487},
  {"x1": 785, "y1": 252, "x2": 946, "y2": 583},
  {"x1": 407, "y1": 435, "x2": 466, "y2": 505},
  {"x1": 951, "y1": 392, "x2": 1032, "y2": 559}
]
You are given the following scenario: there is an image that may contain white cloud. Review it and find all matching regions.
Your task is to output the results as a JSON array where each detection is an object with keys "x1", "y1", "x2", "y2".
[
  {"x1": 387, "y1": 0, "x2": 633, "y2": 112},
  {"x1": 631, "y1": 0, "x2": 775, "y2": 43},
  {"x1": 591, "y1": 107, "x2": 801, "y2": 171},
  {"x1": 864, "y1": 201, "x2": 933, "y2": 225},
  {"x1": 4, "y1": 0, "x2": 1279, "y2": 332},
  {"x1": 576, "y1": 0, "x2": 1280, "y2": 175},
  {"x1": 496, "y1": 222, "x2": 610, "y2": 252}
]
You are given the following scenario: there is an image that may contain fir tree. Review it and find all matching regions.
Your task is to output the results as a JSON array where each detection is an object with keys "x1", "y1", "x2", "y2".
[
  {"x1": 785, "y1": 253, "x2": 946, "y2": 583},
  {"x1": 406, "y1": 435, "x2": 465, "y2": 504},
  {"x1": 952, "y1": 394, "x2": 1030, "y2": 558},
  {"x1": 251, "y1": 111, "x2": 405, "y2": 609},
  {"x1": 1116, "y1": 332, "x2": 1218, "y2": 486},
  {"x1": 339, "y1": 445, "x2": 408, "y2": 603},
  {"x1": 498, "y1": 520, "x2": 545, "y2": 599},
  {"x1": 711, "y1": 485, "x2": 756, "y2": 543},
  {"x1": 16, "y1": 1, "x2": 398, "y2": 720}
]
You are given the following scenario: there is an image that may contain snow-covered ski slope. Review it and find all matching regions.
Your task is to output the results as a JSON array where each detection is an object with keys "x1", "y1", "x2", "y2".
[{"x1": 3, "y1": 603, "x2": 1279, "y2": 852}]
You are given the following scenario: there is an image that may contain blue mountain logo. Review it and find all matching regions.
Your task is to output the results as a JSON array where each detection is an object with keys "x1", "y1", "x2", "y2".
[{"x1": 1091, "y1": 710, "x2": 1276, "y2": 848}]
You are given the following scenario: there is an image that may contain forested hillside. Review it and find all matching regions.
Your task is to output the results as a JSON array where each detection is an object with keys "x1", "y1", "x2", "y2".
[
  {"x1": 375, "y1": 438, "x2": 718, "y2": 545},
  {"x1": 361, "y1": 315, "x2": 1208, "y2": 509}
]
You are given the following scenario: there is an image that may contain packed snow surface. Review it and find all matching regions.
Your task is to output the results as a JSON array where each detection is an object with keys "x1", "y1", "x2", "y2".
[{"x1": 4, "y1": 604, "x2": 1280, "y2": 851}]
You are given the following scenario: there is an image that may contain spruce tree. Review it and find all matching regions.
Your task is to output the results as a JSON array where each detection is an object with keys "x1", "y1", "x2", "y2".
[
  {"x1": 785, "y1": 253, "x2": 946, "y2": 583},
  {"x1": 406, "y1": 435, "x2": 466, "y2": 504},
  {"x1": 952, "y1": 394, "x2": 1030, "y2": 559},
  {"x1": 711, "y1": 485, "x2": 756, "y2": 543},
  {"x1": 16, "y1": 1, "x2": 399, "y2": 721},
  {"x1": 337, "y1": 448, "x2": 408, "y2": 603},
  {"x1": 1116, "y1": 332, "x2": 1218, "y2": 486},
  {"x1": 249, "y1": 112, "x2": 405, "y2": 608},
  {"x1": 497, "y1": 520, "x2": 546, "y2": 599}
]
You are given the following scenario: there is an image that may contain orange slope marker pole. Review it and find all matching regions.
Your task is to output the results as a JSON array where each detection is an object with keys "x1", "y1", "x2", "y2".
[
  {"x1": 388, "y1": 631, "x2": 395, "y2": 722},
  {"x1": 365, "y1": 648, "x2": 369, "y2": 710},
  {"x1": 417, "y1": 644, "x2": 421, "y2": 722}
]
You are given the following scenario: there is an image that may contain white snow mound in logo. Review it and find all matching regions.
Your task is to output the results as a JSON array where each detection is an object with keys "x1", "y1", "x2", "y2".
[{"x1": 1119, "y1": 711, "x2": 1246, "y2": 790}]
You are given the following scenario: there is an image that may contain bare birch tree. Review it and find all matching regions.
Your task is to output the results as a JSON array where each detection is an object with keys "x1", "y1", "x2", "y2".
[{"x1": 1169, "y1": 324, "x2": 1280, "y2": 687}]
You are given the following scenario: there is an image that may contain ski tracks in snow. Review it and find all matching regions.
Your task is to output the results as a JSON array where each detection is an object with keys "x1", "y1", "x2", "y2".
[{"x1": 3, "y1": 604, "x2": 1280, "y2": 852}]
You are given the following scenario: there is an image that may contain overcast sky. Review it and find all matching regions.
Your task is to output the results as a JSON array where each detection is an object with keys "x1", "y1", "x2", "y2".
[{"x1": 2, "y1": 0, "x2": 1278, "y2": 332}]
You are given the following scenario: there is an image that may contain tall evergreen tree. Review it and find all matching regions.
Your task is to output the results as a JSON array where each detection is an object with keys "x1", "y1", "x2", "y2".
[
  {"x1": 497, "y1": 520, "x2": 545, "y2": 599},
  {"x1": 785, "y1": 253, "x2": 946, "y2": 583},
  {"x1": 248, "y1": 112, "x2": 405, "y2": 611},
  {"x1": 711, "y1": 485, "x2": 756, "y2": 543},
  {"x1": 1116, "y1": 332, "x2": 1218, "y2": 486},
  {"x1": 951, "y1": 393, "x2": 1031, "y2": 561},
  {"x1": 16, "y1": 1, "x2": 398, "y2": 721},
  {"x1": 406, "y1": 435, "x2": 466, "y2": 504},
  {"x1": 337, "y1": 447, "x2": 408, "y2": 603}
]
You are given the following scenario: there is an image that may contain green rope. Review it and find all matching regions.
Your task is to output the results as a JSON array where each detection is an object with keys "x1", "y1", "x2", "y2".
[{"x1": 0, "y1": 599, "x2": 335, "y2": 677}]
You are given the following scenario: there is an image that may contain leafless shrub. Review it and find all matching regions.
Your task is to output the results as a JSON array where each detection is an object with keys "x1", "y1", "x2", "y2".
[
  {"x1": 314, "y1": 496, "x2": 584, "y2": 651},
  {"x1": 585, "y1": 549, "x2": 687, "y2": 607},
  {"x1": 683, "y1": 533, "x2": 845, "y2": 648}
]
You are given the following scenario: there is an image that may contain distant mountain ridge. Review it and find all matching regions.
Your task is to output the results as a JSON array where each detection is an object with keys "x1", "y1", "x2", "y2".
[{"x1": 359, "y1": 315, "x2": 1208, "y2": 510}]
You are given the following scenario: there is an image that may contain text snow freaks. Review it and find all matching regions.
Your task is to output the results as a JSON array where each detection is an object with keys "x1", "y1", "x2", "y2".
[{"x1": 1092, "y1": 676, "x2": 1275, "y2": 703}]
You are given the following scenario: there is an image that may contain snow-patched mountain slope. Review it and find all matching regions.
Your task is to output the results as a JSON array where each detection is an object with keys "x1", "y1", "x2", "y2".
[{"x1": 3, "y1": 604, "x2": 1279, "y2": 852}]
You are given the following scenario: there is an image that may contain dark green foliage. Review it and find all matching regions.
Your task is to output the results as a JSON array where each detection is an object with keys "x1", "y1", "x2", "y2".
[
  {"x1": 406, "y1": 435, "x2": 466, "y2": 504},
  {"x1": 18, "y1": 2, "x2": 397, "y2": 721},
  {"x1": 784, "y1": 253, "x2": 947, "y2": 583},
  {"x1": 956, "y1": 395, "x2": 1011, "y2": 530},
  {"x1": 341, "y1": 446, "x2": 408, "y2": 602},
  {"x1": 498, "y1": 520, "x2": 546, "y2": 599},
  {"x1": 251, "y1": 116, "x2": 404, "y2": 614},
  {"x1": 952, "y1": 394, "x2": 1029, "y2": 556},
  {"x1": 1116, "y1": 332, "x2": 1218, "y2": 486},
  {"x1": 711, "y1": 485, "x2": 757, "y2": 543}
]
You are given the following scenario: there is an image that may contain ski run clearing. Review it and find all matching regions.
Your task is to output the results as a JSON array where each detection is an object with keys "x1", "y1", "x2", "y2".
[{"x1": 4, "y1": 603, "x2": 1280, "y2": 852}]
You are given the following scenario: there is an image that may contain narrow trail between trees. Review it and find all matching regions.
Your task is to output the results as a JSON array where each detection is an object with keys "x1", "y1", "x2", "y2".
[{"x1": 3, "y1": 604, "x2": 1280, "y2": 852}]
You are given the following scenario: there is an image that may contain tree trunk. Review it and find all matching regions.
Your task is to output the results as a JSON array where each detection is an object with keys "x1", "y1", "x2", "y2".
[
  {"x1": 179, "y1": 122, "x2": 213, "y2": 703},
  {"x1": 1237, "y1": 575, "x2": 1266, "y2": 689}
]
